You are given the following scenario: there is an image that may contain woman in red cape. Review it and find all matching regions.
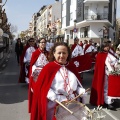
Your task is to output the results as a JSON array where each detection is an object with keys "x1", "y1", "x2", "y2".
[
  {"x1": 90, "y1": 42, "x2": 118, "y2": 110},
  {"x1": 28, "y1": 38, "x2": 49, "y2": 113},
  {"x1": 30, "y1": 42, "x2": 85, "y2": 120}
]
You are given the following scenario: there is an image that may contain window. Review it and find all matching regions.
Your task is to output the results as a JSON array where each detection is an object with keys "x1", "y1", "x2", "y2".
[
  {"x1": 70, "y1": 30, "x2": 73, "y2": 39},
  {"x1": 104, "y1": 6, "x2": 108, "y2": 13},
  {"x1": 62, "y1": 16, "x2": 66, "y2": 25},
  {"x1": 104, "y1": 6, "x2": 108, "y2": 19},
  {"x1": 62, "y1": 2, "x2": 66, "y2": 11},
  {"x1": 70, "y1": 12, "x2": 73, "y2": 20}
]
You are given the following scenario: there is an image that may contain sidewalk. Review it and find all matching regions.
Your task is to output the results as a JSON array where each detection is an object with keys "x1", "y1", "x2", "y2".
[{"x1": 0, "y1": 42, "x2": 30, "y2": 120}]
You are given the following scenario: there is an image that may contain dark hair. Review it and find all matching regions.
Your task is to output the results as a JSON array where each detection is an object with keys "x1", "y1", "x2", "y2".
[
  {"x1": 17, "y1": 38, "x2": 21, "y2": 42},
  {"x1": 48, "y1": 42, "x2": 71, "y2": 62},
  {"x1": 107, "y1": 40, "x2": 111, "y2": 44},
  {"x1": 28, "y1": 38, "x2": 34, "y2": 42},
  {"x1": 17, "y1": 38, "x2": 21, "y2": 40},
  {"x1": 100, "y1": 42, "x2": 109, "y2": 52},
  {"x1": 38, "y1": 37, "x2": 46, "y2": 43},
  {"x1": 74, "y1": 37, "x2": 79, "y2": 41}
]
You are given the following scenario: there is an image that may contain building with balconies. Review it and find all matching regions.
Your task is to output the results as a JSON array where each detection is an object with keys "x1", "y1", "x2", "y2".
[
  {"x1": 62, "y1": 0, "x2": 117, "y2": 45},
  {"x1": 36, "y1": 1, "x2": 61, "y2": 41},
  {"x1": 0, "y1": 0, "x2": 11, "y2": 64}
]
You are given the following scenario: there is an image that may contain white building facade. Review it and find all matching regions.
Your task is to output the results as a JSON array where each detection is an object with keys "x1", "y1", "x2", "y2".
[
  {"x1": 62, "y1": 0, "x2": 117, "y2": 45},
  {"x1": 36, "y1": 1, "x2": 62, "y2": 40}
]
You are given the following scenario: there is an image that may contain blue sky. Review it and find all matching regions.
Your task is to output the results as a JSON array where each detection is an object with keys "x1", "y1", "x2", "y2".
[
  {"x1": 3, "y1": 0, "x2": 55, "y2": 34},
  {"x1": 3, "y1": 0, "x2": 120, "y2": 35}
]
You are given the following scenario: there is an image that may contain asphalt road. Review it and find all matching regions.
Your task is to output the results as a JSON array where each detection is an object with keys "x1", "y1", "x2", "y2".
[{"x1": 0, "y1": 44, "x2": 120, "y2": 120}]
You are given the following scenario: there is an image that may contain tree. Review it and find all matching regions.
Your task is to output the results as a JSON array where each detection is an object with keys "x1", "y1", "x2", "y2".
[
  {"x1": 10, "y1": 24, "x2": 18, "y2": 34},
  {"x1": 19, "y1": 32, "x2": 26, "y2": 40}
]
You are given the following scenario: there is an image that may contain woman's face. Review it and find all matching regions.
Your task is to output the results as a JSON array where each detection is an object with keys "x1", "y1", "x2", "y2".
[
  {"x1": 39, "y1": 39, "x2": 46, "y2": 50},
  {"x1": 53, "y1": 45, "x2": 68, "y2": 64},
  {"x1": 104, "y1": 46, "x2": 110, "y2": 52}
]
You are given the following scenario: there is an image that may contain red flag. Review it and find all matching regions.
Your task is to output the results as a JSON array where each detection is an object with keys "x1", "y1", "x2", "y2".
[{"x1": 71, "y1": 54, "x2": 92, "y2": 73}]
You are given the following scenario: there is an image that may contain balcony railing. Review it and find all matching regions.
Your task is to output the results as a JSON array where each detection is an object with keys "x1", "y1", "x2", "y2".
[{"x1": 84, "y1": 13, "x2": 108, "y2": 20}]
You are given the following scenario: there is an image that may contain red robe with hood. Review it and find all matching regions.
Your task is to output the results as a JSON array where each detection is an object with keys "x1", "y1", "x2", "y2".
[
  {"x1": 30, "y1": 61, "x2": 81, "y2": 120},
  {"x1": 90, "y1": 52, "x2": 108, "y2": 106},
  {"x1": 19, "y1": 44, "x2": 38, "y2": 83},
  {"x1": 28, "y1": 48, "x2": 49, "y2": 113}
]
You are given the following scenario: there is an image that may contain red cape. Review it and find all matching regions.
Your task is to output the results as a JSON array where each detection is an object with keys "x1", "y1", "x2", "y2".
[
  {"x1": 71, "y1": 44, "x2": 77, "y2": 52},
  {"x1": 18, "y1": 44, "x2": 30, "y2": 83},
  {"x1": 28, "y1": 48, "x2": 49, "y2": 113},
  {"x1": 18, "y1": 45, "x2": 38, "y2": 83},
  {"x1": 90, "y1": 52, "x2": 108, "y2": 106},
  {"x1": 84, "y1": 44, "x2": 90, "y2": 54},
  {"x1": 28, "y1": 49, "x2": 41, "y2": 113},
  {"x1": 30, "y1": 61, "x2": 81, "y2": 120}
]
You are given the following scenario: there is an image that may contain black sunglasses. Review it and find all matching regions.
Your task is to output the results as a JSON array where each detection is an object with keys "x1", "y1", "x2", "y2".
[{"x1": 29, "y1": 40, "x2": 34, "y2": 42}]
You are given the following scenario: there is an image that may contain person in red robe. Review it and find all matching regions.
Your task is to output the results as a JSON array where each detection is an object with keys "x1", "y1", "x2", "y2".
[
  {"x1": 71, "y1": 37, "x2": 79, "y2": 52},
  {"x1": 18, "y1": 38, "x2": 38, "y2": 83},
  {"x1": 90, "y1": 42, "x2": 117, "y2": 110},
  {"x1": 18, "y1": 42, "x2": 30, "y2": 83},
  {"x1": 79, "y1": 40, "x2": 83, "y2": 48},
  {"x1": 28, "y1": 38, "x2": 49, "y2": 113},
  {"x1": 30, "y1": 42, "x2": 86, "y2": 120}
]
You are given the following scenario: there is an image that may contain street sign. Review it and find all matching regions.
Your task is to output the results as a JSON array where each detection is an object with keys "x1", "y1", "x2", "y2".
[{"x1": 73, "y1": 28, "x2": 78, "y2": 33}]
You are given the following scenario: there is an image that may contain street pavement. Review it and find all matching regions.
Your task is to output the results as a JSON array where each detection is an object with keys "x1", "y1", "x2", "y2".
[
  {"x1": 0, "y1": 43, "x2": 120, "y2": 120},
  {"x1": 0, "y1": 43, "x2": 30, "y2": 120}
]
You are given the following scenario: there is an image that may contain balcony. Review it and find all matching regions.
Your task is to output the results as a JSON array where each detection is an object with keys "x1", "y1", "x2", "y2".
[
  {"x1": 84, "y1": 0, "x2": 109, "y2": 3},
  {"x1": 84, "y1": 13, "x2": 108, "y2": 20}
]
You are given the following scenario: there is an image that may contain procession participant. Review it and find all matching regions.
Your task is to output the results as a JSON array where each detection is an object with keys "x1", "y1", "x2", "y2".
[
  {"x1": 90, "y1": 42, "x2": 119, "y2": 110},
  {"x1": 19, "y1": 38, "x2": 37, "y2": 83},
  {"x1": 116, "y1": 48, "x2": 120, "y2": 60},
  {"x1": 49, "y1": 39, "x2": 54, "y2": 50},
  {"x1": 71, "y1": 38, "x2": 84, "y2": 58},
  {"x1": 30, "y1": 42, "x2": 86, "y2": 120},
  {"x1": 46, "y1": 39, "x2": 50, "y2": 52},
  {"x1": 79, "y1": 40, "x2": 83, "y2": 48},
  {"x1": 84, "y1": 39, "x2": 95, "y2": 54},
  {"x1": 71, "y1": 37, "x2": 79, "y2": 52},
  {"x1": 28, "y1": 38, "x2": 49, "y2": 113},
  {"x1": 19, "y1": 40, "x2": 31, "y2": 83},
  {"x1": 83, "y1": 39, "x2": 88, "y2": 51},
  {"x1": 24, "y1": 38, "x2": 38, "y2": 84},
  {"x1": 107, "y1": 40, "x2": 118, "y2": 59},
  {"x1": 84, "y1": 39, "x2": 98, "y2": 63}
]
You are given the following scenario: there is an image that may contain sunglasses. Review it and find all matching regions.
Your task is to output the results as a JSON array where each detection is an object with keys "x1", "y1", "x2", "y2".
[{"x1": 29, "y1": 40, "x2": 35, "y2": 42}]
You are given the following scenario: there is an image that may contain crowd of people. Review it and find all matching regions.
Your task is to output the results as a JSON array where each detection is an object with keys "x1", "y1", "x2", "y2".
[{"x1": 14, "y1": 37, "x2": 120, "y2": 120}]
